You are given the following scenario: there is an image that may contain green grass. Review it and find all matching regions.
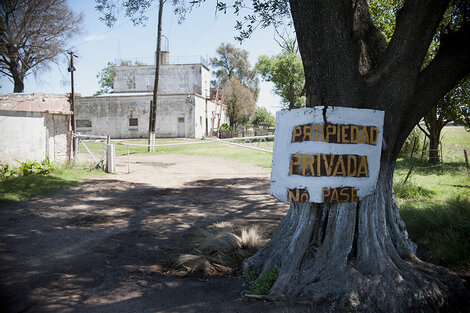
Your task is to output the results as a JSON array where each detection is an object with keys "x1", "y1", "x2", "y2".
[
  {"x1": 394, "y1": 127, "x2": 470, "y2": 269},
  {"x1": 394, "y1": 158, "x2": 470, "y2": 201},
  {"x1": 156, "y1": 142, "x2": 273, "y2": 168},
  {"x1": 440, "y1": 126, "x2": 470, "y2": 147},
  {"x1": 0, "y1": 165, "x2": 103, "y2": 204},
  {"x1": 400, "y1": 197, "x2": 470, "y2": 269},
  {"x1": 80, "y1": 138, "x2": 274, "y2": 168}
]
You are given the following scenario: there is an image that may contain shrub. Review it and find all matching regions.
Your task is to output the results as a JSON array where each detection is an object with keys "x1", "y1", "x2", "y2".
[
  {"x1": 0, "y1": 164, "x2": 18, "y2": 180},
  {"x1": 17, "y1": 158, "x2": 54, "y2": 176},
  {"x1": 244, "y1": 268, "x2": 278, "y2": 295},
  {"x1": 399, "y1": 127, "x2": 423, "y2": 158},
  {"x1": 220, "y1": 123, "x2": 232, "y2": 131}
]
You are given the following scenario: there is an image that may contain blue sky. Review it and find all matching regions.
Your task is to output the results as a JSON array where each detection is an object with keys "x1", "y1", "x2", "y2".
[{"x1": 0, "y1": 0, "x2": 288, "y2": 113}]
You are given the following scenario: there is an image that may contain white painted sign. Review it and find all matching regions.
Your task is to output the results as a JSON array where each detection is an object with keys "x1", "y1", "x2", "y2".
[{"x1": 270, "y1": 107, "x2": 385, "y2": 203}]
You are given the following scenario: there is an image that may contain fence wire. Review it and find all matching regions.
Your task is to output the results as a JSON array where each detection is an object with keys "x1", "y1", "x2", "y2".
[{"x1": 111, "y1": 135, "x2": 274, "y2": 173}]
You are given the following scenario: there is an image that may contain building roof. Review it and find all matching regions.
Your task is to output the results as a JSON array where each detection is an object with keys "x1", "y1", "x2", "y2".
[{"x1": 0, "y1": 93, "x2": 72, "y2": 114}]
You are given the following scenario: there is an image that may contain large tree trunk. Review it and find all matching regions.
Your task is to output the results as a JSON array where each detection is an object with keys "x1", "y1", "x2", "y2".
[
  {"x1": 244, "y1": 161, "x2": 468, "y2": 310},
  {"x1": 13, "y1": 75, "x2": 24, "y2": 93},
  {"x1": 244, "y1": 0, "x2": 470, "y2": 311}
]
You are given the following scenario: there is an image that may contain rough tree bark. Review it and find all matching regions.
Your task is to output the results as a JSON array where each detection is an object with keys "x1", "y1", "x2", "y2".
[
  {"x1": 243, "y1": 0, "x2": 470, "y2": 311},
  {"x1": 13, "y1": 73, "x2": 25, "y2": 93}
]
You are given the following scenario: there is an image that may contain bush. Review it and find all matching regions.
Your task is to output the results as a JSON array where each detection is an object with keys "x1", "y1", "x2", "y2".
[
  {"x1": 220, "y1": 123, "x2": 232, "y2": 131},
  {"x1": 17, "y1": 158, "x2": 54, "y2": 176},
  {"x1": 244, "y1": 268, "x2": 278, "y2": 295},
  {"x1": 399, "y1": 127, "x2": 423, "y2": 158},
  {"x1": 0, "y1": 164, "x2": 18, "y2": 180},
  {"x1": 251, "y1": 107, "x2": 275, "y2": 127}
]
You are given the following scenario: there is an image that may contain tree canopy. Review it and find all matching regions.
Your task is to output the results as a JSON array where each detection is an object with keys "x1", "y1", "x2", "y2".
[
  {"x1": 222, "y1": 76, "x2": 256, "y2": 127},
  {"x1": 210, "y1": 42, "x2": 259, "y2": 100},
  {"x1": 251, "y1": 106, "x2": 275, "y2": 127},
  {"x1": 368, "y1": 0, "x2": 470, "y2": 163},
  {"x1": 0, "y1": 0, "x2": 83, "y2": 92},
  {"x1": 257, "y1": 40, "x2": 305, "y2": 110}
]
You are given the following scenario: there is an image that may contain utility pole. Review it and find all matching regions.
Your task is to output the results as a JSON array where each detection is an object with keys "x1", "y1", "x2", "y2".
[
  {"x1": 68, "y1": 51, "x2": 78, "y2": 164},
  {"x1": 148, "y1": 0, "x2": 164, "y2": 152}
]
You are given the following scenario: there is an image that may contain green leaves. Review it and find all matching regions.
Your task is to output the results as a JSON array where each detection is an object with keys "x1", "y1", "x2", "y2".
[
  {"x1": 222, "y1": 76, "x2": 256, "y2": 127},
  {"x1": 367, "y1": 0, "x2": 403, "y2": 42},
  {"x1": 256, "y1": 44, "x2": 305, "y2": 110},
  {"x1": 211, "y1": 42, "x2": 259, "y2": 99},
  {"x1": 251, "y1": 107, "x2": 275, "y2": 127},
  {"x1": 16, "y1": 158, "x2": 54, "y2": 176},
  {"x1": 95, "y1": 59, "x2": 147, "y2": 95}
]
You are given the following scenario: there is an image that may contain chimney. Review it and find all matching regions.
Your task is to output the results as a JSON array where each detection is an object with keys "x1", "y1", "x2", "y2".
[{"x1": 156, "y1": 50, "x2": 170, "y2": 66}]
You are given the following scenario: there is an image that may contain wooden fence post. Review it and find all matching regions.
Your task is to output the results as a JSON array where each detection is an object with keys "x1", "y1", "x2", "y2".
[
  {"x1": 420, "y1": 136, "x2": 427, "y2": 160},
  {"x1": 465, "y1": 150, "x2": 470, "y2": 176},
  {"x1": 410, "y1": 137, "x2": 418, "y2": 159}
]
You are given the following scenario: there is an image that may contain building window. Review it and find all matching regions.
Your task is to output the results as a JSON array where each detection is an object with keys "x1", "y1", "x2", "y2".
[
  {"x1": 76, "y1": 119, "x2": 91, "y2": 128},
  {"x1": 129, "y1": 118, "x2": 138, "y2": 127}
]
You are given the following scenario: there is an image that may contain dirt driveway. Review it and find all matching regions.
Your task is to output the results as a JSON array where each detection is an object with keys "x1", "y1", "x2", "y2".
[{"x1": 0, "y1": 154, "x2": 311, "y2": 313}]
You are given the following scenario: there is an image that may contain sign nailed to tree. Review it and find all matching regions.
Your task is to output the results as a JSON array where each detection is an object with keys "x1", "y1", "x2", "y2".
[{"x1": 270, "y1": 107, "x2": 385, "y2": 203}]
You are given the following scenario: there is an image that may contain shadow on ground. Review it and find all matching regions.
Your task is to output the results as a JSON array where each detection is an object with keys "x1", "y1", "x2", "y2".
[{"x1": 0, "y1": 177, "x2": 314, "y2": 313}]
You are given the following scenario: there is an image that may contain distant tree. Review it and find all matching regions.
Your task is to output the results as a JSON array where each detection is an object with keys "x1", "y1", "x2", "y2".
[
  {"x1": 211, "y1": 43, "x2": 259, "y2": 100},
  {"x1": 417, "y1": 77, "x2": 470, "y2": 164},
  {"x1": 222, "y1": 76, "x2": 256, "y2": 128},
  {"x1": 257, "y1": 39, "x2": 305, "y2": 110},
  {"x1": 251, "y1": 107, "x2": 275, "y2": 127},
  {"x1": 0, "y1": 0, "x2": 83, "y2": 93},
  {"x1": 369, "y1": 0, "x2": 470, "y2": 164},
  {"x1": 95, "y1": 60, "x2": 146, "y2": 95}
]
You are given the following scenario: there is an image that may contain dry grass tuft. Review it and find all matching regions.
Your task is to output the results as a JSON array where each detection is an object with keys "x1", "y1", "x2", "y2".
[{"x1": 175, "y1": 222, "x2": 267, "y2": 276}]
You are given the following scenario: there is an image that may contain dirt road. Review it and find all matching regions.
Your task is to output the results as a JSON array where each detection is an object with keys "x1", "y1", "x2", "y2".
[{"x1": 0, "y1": 154, "x2": 311, "y2": 313}]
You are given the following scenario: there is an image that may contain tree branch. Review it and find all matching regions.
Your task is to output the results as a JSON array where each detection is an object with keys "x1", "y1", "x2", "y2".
[
  {"x1": 0, "y1": 68, "x2": 13, "y2": 78},
  {"x1": 372, "y1": 0, "x2": 450, "y2": 95},
  {"x1": 416, "y1": 123, "x2": 430, "y2": 138},
  {"x1": 410, "y1": 22, "x2": 470, "y2": 125}
]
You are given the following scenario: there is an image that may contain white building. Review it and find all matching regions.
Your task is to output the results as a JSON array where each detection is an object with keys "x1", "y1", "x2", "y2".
[
  {"x1": 75, "y1": 58, "x2": 226, "y2": 139},
  {"x1": 0, "y1": 93, "x2": 72, "y2": 165}
]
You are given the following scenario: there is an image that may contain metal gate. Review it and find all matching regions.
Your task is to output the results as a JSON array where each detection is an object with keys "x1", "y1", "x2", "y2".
[
  {"x1": 72, "y1": 133, "x2": 108, "y2": 170},
  {"x1": 112, "y1": 135, "x2": 274, "y2": 174}
]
